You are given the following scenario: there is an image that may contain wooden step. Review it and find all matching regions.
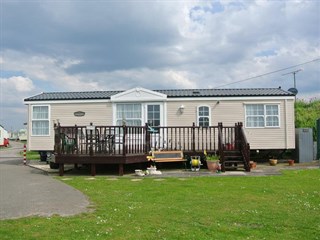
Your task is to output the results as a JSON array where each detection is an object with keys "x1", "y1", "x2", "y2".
[
  {"x1": 224, "y1": 150, "x2": 241, "y2": 154},
  {"x1": 223, "y1": 160, "x2": 244, "y2": 164},
  {"x1": 224, "y1": 155, "x2": 243, "y2": 159}
]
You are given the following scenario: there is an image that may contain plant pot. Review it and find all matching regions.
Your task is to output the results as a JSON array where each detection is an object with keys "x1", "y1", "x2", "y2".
[
  {"x1": 207, "y1": 161, "x2": 219, "y2": 172},
  {"x1": 288, "y1": 159, "x2": 295, "y2": 166},
  {"x1": 269, "y1": 159, "x2": 278, "y2": 166},
  {"x1": 250, "y1": 161, "x2": 257, "y2": 169}
]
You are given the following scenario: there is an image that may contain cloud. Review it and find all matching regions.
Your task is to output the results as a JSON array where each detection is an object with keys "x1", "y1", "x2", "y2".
[
  {"x1": 3, "y1": 76, "x2": 35, "y2": 92},
  {"x1": 1, "y1": 0, "x2": 319, "y2": 130}
]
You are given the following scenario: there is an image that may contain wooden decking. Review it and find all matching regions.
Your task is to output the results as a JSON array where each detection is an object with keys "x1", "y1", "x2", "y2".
[{"x1": 53, "y1": 122, "x2": 250, "y2": 175}]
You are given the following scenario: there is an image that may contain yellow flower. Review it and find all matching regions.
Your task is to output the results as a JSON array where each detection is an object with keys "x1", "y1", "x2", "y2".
[
  {"x1": 146, "y1": 156, "x2": 154, "y2": 161},
  {"x1": 204, "y1": 150, "x2": 207, "y2": 156}
]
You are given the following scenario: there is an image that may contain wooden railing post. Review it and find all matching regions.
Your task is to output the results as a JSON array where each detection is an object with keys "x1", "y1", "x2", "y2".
[
  {"x1": 122, "y1": 124, "x2": 127, "y2": 156},
  {"x1": 217, "y1": 122, "x2": 225, "y2": 171},
  {"x1": 89, "y1": 122, "x2": 94, "y2": 156},
  {"x1": 145, "y1": 123, "x2": 150, "y2": 153},
  {"x1": 54, "y1": 123, "x2": 62, "y2": 155},
  {"x1": 75, "y1": 124, "x2": 78, "y2": 154},
  {"x1": 235, "y1": 122, "x2": 239, "y2": 150},
  {"x1": 192, "y1": 122, "x2": 196, "y2": 152}
]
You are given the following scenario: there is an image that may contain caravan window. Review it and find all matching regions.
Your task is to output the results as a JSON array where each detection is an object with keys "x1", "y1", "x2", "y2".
[
  {"x1": 198, "y1": 106, "x2": 210, "y2": 127},
  {"x1": 116, "y1": 103, "x2": 142, "y2": 126},
  {"x1": 245, "y1": 104, "x2": 279, "y2": 128},
  {"x1": 32, "y1": 105, "x2": 50, "y2": 136}
]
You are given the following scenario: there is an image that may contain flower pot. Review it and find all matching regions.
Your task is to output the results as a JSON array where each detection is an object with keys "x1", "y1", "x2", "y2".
[
  {"x1": 207, "y1": 161, "x2": 219, "y2": 172},
  {"x1": 288, "y1": 159, "x2": 295, "y2": 166},
  {"x1": 250, "y1": 161, "x2": 257, "y2": 169},
  {"x1": 269, "y1": 159, "x2": 277, "y2": 166}
]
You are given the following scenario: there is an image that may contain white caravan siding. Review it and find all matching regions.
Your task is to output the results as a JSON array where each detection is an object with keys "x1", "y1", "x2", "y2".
[
  {"x1": 27, "y1": 102, "x2": 112, "y2": 151},
  {"x1": 26, "y1": 96, "x2": 295, "y2": 151},
  {"x1": 51, "y1": 102, "x2": 113, "y2": 126},
  {"x1": 166, "y1": 98, "x2": 295, "y2": 150}
]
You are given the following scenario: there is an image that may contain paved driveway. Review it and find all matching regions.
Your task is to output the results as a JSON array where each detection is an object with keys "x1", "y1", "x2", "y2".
[{"x1": 0, "y1": 141, "x2": 90, "y2": 220}]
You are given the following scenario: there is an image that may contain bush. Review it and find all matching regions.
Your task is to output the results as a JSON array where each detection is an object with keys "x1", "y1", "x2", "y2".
[{"x1": 295, "y1": 98, "x2": 320, "y2": 141}]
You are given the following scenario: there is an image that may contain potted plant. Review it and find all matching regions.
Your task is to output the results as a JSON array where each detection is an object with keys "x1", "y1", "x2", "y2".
[
  {"x1": 204, "y1": 150, "x2": 220, "y2": 172},
  {"x1": 269, "y1": 157, "x2": 278, "y2": 166},
  {"x1": 250, "y1": 161, "x2": 257, "y2": 169},
  {"x1": 288, "y1": 159, "x2": 295, "y2": 166}
]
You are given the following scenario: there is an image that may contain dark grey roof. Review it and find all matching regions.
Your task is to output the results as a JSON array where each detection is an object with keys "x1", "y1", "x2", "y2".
[
  {"x1": 24, "y1": 91, "x2": 122, "y2": 101},
  {"x1": 24, "y1": 88, "x2": 294, "y2": 102},
  {"x1": 156, "y1": 88, "x2": 294, "y2": 97}
]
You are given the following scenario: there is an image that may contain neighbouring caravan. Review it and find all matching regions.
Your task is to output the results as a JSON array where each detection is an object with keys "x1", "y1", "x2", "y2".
[
  {"x1": 18, "y1": 129, "x2": 27, "y2": 141},
  {"x1": 0, "y1": 125, "x2": 10, "y2": 147}
]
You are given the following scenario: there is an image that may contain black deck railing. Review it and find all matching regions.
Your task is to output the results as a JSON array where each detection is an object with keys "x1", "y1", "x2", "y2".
[
  {"x1": 218, "y1": 122, "x2": 250, "y2": 171},
  {"x1": 54, "y1": 122, "x2": 249, "y2": 158},
  {"x1": 237, "y1": 122, "x2": 251, "y2": 171},
  {"x1": 147, "y1": 123, "x2": 219, "y2": 153}
]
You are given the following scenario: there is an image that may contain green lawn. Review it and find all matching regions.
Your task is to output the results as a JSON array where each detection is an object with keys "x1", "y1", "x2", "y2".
[
  {"x1": 19, "y1": 150, "x2": 40, "y2": 160},
  {"x1": 1, "y1": 169, "x2": 319, "y2": 239},
  {"x1": 26, "y1": 151, "x2": 40, "y2": 160}
]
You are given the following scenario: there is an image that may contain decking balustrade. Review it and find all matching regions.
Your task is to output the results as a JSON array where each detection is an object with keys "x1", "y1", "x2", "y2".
[{"x1": 53, "y1": 122, "x2": 250, "y2": 175}]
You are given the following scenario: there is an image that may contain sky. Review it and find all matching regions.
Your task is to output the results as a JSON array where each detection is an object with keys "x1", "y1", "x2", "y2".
[{"x1": 0, "y1": 0, "x2": 319, "y2": 131}]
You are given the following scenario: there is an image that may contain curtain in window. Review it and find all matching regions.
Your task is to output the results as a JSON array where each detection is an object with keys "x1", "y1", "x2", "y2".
[
  {"x1": 198, "y1": 106, "x2": 209, "y2": 127},
  {"x1": 116, "y1": 103, "x2": 142, "y2": 126},
  {"x1": 246, "y1": 104, "x2": 279, "y2": 127},
  {"x1": 32, "y1": 106, "x2": 49, "y2": 135},
  {"x1": 32, "y1": 106, "x2": 49, "y2": 119},
  {"x1": 32, "y1": 121, "x2": 49, "y2": 135}
]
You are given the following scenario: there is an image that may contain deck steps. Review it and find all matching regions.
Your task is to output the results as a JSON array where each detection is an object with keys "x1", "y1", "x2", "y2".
[{"x1": 221, "y1": 150, "x2": 249, "y2": 171}]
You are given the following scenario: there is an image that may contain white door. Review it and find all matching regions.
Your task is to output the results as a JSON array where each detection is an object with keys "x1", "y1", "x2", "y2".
[{"x1": 146, "y1": 104, "x2": 165, "y2": 150}]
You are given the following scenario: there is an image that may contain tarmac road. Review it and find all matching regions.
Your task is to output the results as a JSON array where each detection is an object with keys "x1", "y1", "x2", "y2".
[{"x1": 0, "y1": 141, "x2": 90, "y2": 220}]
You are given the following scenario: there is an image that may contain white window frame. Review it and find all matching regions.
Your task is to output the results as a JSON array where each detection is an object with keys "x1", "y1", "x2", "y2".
[
  {"x1": 197, "y1": 105, "x2": 211, "y2": 127},
  {"x1": 115, "y1": 103, "x2": 142, "y2": 126},
  {"x1": 146, "y1": 104, "x2": 162, "y2": 128},
  {"x1": 245, "y1": 104, "x2": 280, "y2": 128},
  {"x1": 31, "y1": 105, "x2": 50, "y2": 136},
  {"x1": 114, "y1": 102, "x2": 165, "y2": 127}
]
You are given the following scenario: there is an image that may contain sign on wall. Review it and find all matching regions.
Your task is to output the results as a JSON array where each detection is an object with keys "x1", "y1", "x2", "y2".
[{"x1": 74, "y1": 111, "x2": 85, "y2": 117}]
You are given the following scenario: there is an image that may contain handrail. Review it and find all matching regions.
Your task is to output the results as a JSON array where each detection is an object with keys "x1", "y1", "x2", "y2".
[
  {"x1": 237, "y1": 123, "x2": 251, "y2": 171},
  {"x1": 217, "y1": 122, "x2": 225, "y2": 172}
]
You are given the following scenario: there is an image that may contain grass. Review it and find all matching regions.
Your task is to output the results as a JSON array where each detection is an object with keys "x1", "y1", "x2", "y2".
[
  {"x1": 0, "y1": 169, "x2": 319, "y2": 239},
  {"x1": 18, "y1": 150, "x2": 40, "y2": 160},
  {"x1": 25, "y1": 151, "x2": 40, "y2": 160},
  {"x1": 0, "y1": 141, "x2": 39, "y2": 160}
]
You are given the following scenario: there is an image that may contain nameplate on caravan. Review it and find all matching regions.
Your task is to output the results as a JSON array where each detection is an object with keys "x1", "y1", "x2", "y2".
[{"x1": 74, "y1": 111, "x2": 85, "y2": 117}]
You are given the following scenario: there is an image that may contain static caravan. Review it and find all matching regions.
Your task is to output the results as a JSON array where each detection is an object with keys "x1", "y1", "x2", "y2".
[
  {"x1": 18, "y1": 129, "x2": 28, "y2": 141},
  {"x1": 0, "y1": 125, "x2": 9, "y2": 147},
  {"x1": 24, "y1": 87, "x2": 295, "y2": 157}
]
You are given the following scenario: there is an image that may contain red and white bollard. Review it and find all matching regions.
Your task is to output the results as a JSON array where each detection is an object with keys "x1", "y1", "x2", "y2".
[{"x1": 23, "y1": 144, "x2": 27, "y2": 165}]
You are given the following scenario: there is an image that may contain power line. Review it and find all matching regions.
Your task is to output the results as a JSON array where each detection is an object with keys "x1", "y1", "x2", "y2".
[{"x1": 213, "y1": 58, "x2": 320, "y2": 89}]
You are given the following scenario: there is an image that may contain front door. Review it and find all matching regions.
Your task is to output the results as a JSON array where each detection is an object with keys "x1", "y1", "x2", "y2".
[
  {"x1": 146, "y1": 104, "x2": 164, "y2": 150},
  {"x1": 147, "y1": 104, "x2": 161, "y2": 129}
]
